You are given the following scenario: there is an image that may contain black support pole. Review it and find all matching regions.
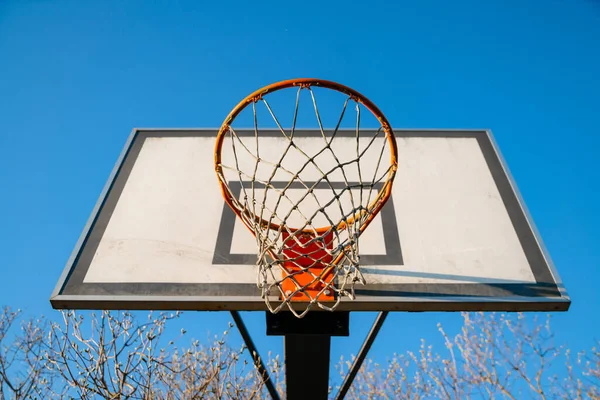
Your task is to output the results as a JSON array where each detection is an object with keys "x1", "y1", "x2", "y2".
[
  {"x1": 285, "y1": 335, "x2": 331, "y2": 400},
  {"x1": 267, "y1": 311, "x2": 350, "y2": 400}
]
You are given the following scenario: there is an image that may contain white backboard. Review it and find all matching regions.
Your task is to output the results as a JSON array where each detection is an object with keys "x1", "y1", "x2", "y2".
[{"x1": 51, "y1": 129, "x2": 570, "y2": 312}]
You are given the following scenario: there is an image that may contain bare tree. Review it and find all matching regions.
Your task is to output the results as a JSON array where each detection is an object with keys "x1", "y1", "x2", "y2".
[
  {"x1": 1, "y1": 306, "x2": 598, "y2": 399},
  {"x1": 45, "y1": 310, "x2": 280, "y2": 399},
  {"x1": 154, "y1": 329, "x2": 268, "y2": 399},
  {"x1": 0, "y1": 307, "x2": 54, "y2": 399},
  {"x1": 334, "y1": 312, "x2": 600, "y2": 399},
  {"x1": 563, "y1": 340, "x2": 600, "y2": 399},
  {"x1": 45, "y1": 310, "x2": 174, "y2": 398}
]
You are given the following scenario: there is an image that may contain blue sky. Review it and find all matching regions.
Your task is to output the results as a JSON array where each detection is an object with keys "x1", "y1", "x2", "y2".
[{"x1": 1, "y1": 0, "x2": 599, "y2": 387}]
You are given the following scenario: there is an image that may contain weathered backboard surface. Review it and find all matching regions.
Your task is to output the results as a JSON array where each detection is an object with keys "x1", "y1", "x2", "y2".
[{"x1": 51, "y1": 129, "x2": 570, "y2": 312}]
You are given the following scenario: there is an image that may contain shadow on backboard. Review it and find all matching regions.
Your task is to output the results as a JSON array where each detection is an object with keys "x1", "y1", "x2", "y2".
[
  {"x1": 359, "y1": 267, "x2": 538, "y2": 284},
  {"x1": 355, "y1": 282, "x2": 562, "y2": 298}
]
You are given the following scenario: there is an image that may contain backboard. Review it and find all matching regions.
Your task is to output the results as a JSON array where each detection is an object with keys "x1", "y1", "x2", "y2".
[{"x1": 50, "y1": 128, "x2": 570, "y2": 312}]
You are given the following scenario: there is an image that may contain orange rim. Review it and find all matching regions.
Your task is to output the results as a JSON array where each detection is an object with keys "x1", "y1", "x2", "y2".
[{"x1": 214, "y1": 78, "x2": 398, "y2": 236}]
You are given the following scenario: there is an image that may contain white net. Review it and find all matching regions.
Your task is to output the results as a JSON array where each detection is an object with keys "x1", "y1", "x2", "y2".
[{"x1": 216, "y1": 84, "x2": 396, "y2": 317}]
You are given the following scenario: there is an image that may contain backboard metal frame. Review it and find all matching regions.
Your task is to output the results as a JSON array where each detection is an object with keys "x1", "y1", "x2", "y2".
[{"x1": 50, "y1": 128, "x2": 570, "y2": 312}]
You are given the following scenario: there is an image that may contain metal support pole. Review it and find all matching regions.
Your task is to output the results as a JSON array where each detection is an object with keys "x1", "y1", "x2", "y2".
[
  {"x1": 334, "y1": 311, "x2": 388, "y2": 400},
  {"x1": 230, "y1": 311, "x2": 281, "y2": 400},
  {"x1": 285, "y1": 334, "x2": 331, "y2": 400},
  {"x1": 267, "y1": 311, "x2": 350, "y2": 400}
]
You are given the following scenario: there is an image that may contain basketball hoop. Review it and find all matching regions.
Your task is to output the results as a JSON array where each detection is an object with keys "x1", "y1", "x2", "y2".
[{"x1": 214, "y1": 78, "x2": 398, "y2": 317}]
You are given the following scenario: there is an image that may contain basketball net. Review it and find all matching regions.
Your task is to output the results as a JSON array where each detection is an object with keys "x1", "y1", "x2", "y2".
[{"x1": 215, "y1": 79, "x2": 397, "y2": 318}]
